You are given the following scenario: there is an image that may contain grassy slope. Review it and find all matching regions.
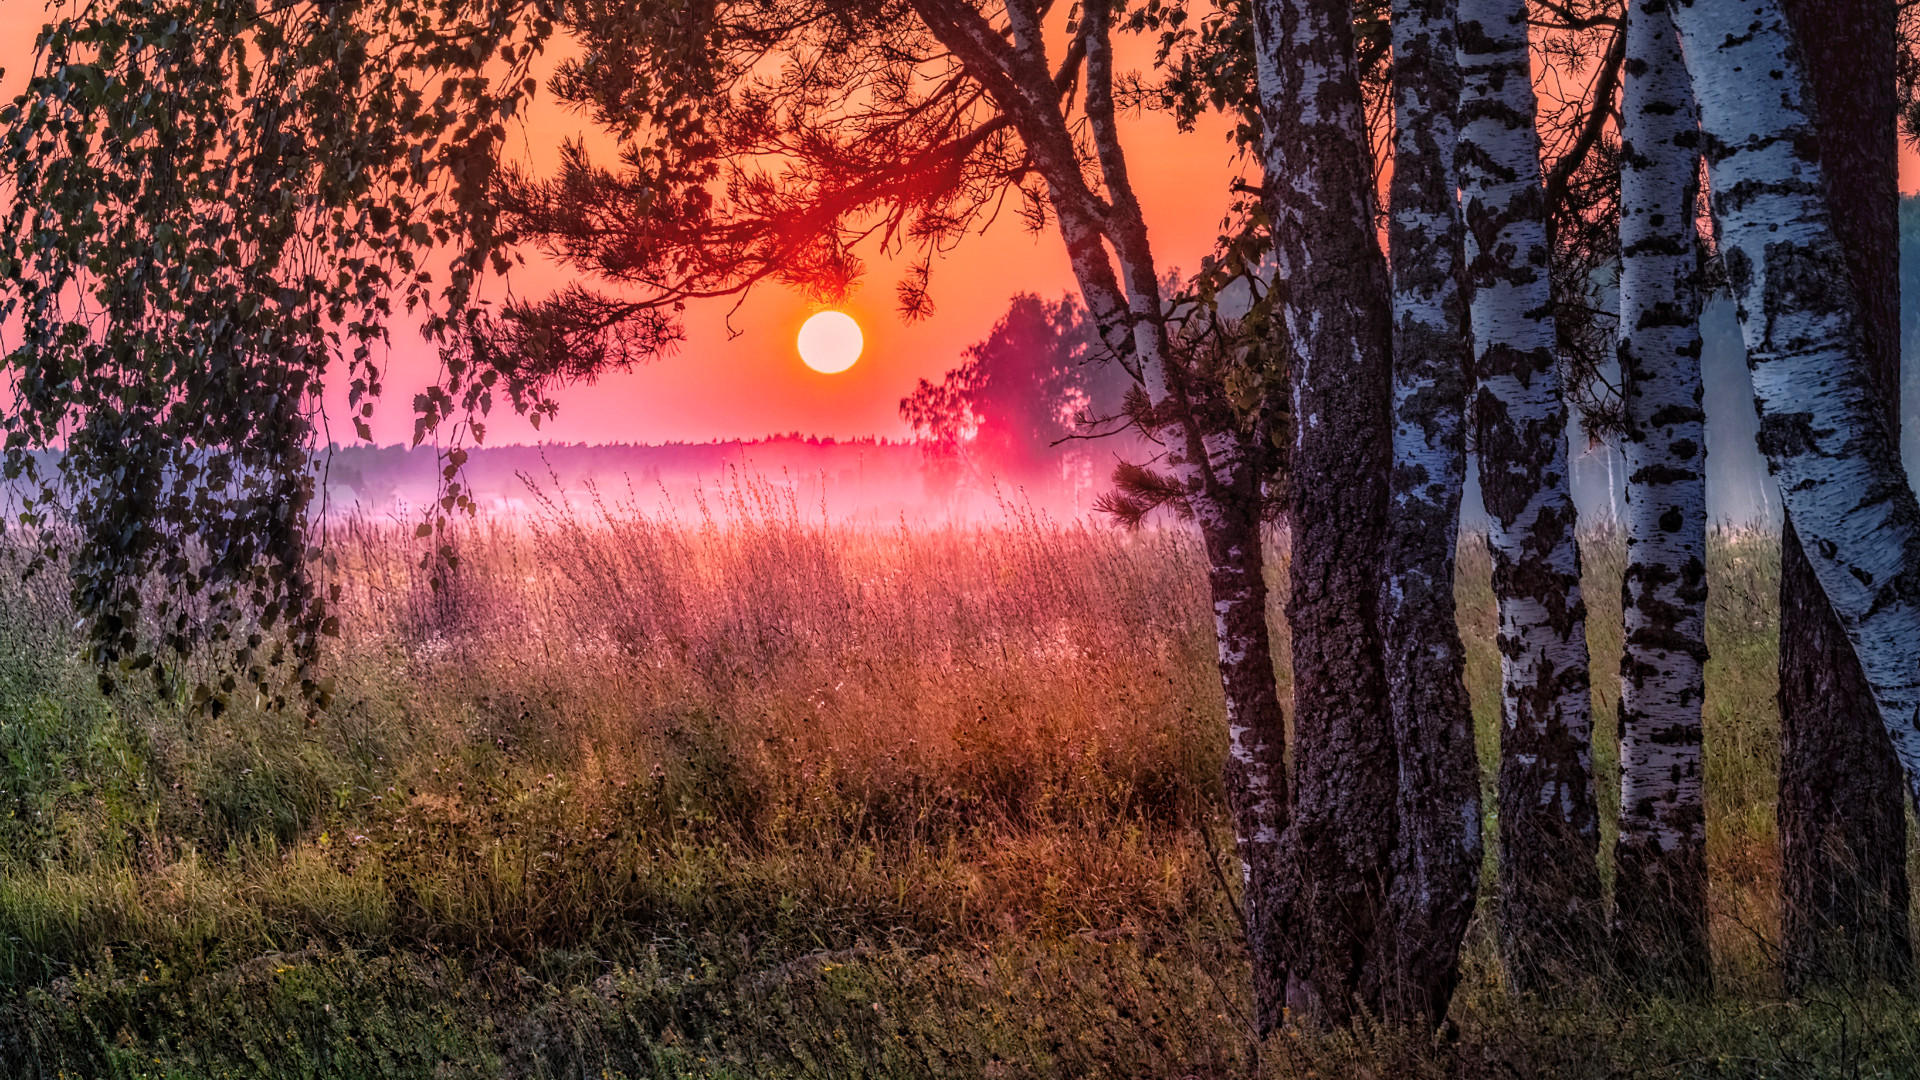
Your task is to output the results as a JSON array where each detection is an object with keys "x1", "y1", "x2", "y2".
[{"x1": 1, "y1": 492, "x2": 1915, "y2": 1078}]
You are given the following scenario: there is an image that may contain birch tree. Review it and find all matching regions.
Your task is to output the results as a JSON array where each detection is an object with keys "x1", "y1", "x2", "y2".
[
  {"x1": 1033, "y1": 0, "x2": 1293, "y2": 1029},
  {"x1": 1772, "y1": 0, "x2": 1912, "y2": 989},
  {"x1": 1377, "y1": 0, "x2": 1481, "y2": 1023},
  {"x1": 1612, "y1": 0, "x2": 1707, "y2": 988},
  {"x1": 1668, "y1": 0, "x2": 1920, "y2": 816},
  {"x1": 0, "y1": 0, "x2": 554, "y2": 707},
  {"x1": 1456, "y1": 0, "x2": 1603, "y2": 990},
  {"x1": 1250, "y1": 0, "x2": 1398, "y2": 1025}
]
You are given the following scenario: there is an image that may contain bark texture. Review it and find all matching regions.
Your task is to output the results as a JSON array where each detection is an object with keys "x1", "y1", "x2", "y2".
[
  {"x1": 911, "y1": 0, "x2": 1296, "y2": 1026},
  {"x1": 1773, "y1": 0, "x2": 1912, "y2": 990},
  {"x1": 1377, "y1": 0, "x2": 1481, "y2": 1024},
  {"x1": 1251, "y1": 0, "x2": 1398, "y2": 1027},
  {"x1": 1456, "y1": 0, "x2": 1603, "y2": 992},
  {"x1": 1614, "y1": 0, "x2": 1708, "y2": 990},
  {"x1": 1669, "y1": 0, "x2": 1920, "y2": 815},
  {"x1": 1194, "y1": 431, "x2": 1292, "y2": 1027}
]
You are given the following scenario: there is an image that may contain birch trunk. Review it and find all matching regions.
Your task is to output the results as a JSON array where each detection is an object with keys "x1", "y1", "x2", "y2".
[
  {"x1": 1773, "y1": 0, "x2": 1912, "y2": 990},
  {"x1": 1456, "y1": 0, "x2": 1603, "y2": 991},
  {"x1": 1082, "y1": 0, "x2": 1294, "y2": 1020},
  {"x1": 911, "y1": 0, "x2": 1298, "y2": 1024},
  {"x1": 1251, "y1": 0, "x2": 1398, "y2": 1027},
  {"x1": 1613, "y1": 0, "x2": 1708, "y2": 989},
  {"x1": 1377, "y1": 0, "x2": 1481, "y2": 1023},
  {"x1": 1668, "y1": 0, "x2": 1920, "y2": 816},
  {"x1": 1192, "y1": 430, "x2": 1291, "y2": 1027}
]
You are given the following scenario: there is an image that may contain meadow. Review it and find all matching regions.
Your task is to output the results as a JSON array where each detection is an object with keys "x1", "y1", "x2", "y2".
[{"x1": 1, "y1": 481, "x2": 1916, "y2": 1079}]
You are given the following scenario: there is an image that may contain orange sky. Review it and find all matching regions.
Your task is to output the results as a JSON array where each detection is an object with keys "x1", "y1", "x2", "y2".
[
  {"x1": 439, "y1": 28, "x2": 1253, "y2": 446},
  {"x1": 1, "y1": 7, "x2": 1914, "y2": 447}
]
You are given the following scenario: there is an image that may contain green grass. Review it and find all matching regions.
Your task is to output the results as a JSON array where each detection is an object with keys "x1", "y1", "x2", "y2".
[{"x1": 1, "y1": 493, "x2": 1915, "y2": 1078}]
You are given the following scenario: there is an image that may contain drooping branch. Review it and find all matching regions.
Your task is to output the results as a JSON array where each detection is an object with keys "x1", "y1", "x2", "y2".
[
  {"x1": 0, "y1": 0, "x2": 555, "y2": 708},
  {"x1": 501, "y1": 3, "x2": 1099, "y2": 372}
]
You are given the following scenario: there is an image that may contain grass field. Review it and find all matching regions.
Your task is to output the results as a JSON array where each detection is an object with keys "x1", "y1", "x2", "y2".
[{"x1": 1, "y1": 484, "x2": 1916, "y2": 1078}]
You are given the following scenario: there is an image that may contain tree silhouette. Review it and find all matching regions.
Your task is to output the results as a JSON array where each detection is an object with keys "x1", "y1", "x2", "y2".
[{"x1": 900, "y1": 293, "x2": 1115, "y2": 494}]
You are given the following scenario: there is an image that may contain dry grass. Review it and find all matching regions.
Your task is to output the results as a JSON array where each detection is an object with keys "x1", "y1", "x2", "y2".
[{"x1": 0, "y1": 483, "x2": 1915, "y2": 1078}]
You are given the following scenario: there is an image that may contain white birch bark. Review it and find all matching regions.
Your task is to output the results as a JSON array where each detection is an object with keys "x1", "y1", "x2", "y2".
[
  {"x1": 1771, "y1": 0, "x2": 1913, "y2": 990},
  {"x1": 1079, "y1": 10, "x2": 1290, "y2": 1021},
  {"x1": 1378, "y1": 0, "x2": 1482, "y2": 1022},
  {"x1": 1457, "y1": 0, "x2": 1603, "y2": 988},
  {"x1": 1614, "y1": 0, "x2": 1709, "y2": 983},
  {"x1": 1669, "y1": 0, "x2": 1920, "y2": 811}
]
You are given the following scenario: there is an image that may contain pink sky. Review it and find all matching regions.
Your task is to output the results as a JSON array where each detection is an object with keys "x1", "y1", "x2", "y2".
[{"x1": 1, "y1": 10, "x2": 1913, "y2": 447}]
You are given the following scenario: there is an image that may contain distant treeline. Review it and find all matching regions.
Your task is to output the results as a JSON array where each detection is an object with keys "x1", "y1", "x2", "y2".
[{"x1": 317, "y1": 435, "x2": 929, "y2": 518}]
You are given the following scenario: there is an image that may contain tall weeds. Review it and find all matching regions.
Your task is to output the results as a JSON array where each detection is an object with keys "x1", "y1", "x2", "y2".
[{"x1": 0, "y1": 489, "x2": 1914, "y2": 1079}]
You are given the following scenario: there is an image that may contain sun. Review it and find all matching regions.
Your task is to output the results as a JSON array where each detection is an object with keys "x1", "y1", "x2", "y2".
[{"x1": 797, "y1": 310, "x2": 863, "y2": 374}]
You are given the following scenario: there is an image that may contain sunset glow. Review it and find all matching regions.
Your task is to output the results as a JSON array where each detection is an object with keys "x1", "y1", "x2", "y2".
[
  {"x1": 11, "y1": 1, "x2": 1920, "y2": 1068},
  {"x1": 797, "y1": 310, "x2": 864, "y2": 374}
]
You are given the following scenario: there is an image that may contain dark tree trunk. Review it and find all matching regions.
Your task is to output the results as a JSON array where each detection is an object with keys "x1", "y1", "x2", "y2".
[
  {"x1": 1197, "y1": 456, "x2": 1292, "y2": 1030},
  {"x1": 1376, "y1": 0, "x2": 1482, "y2": 1025},
  {"x1": 1774, "y1": 0, "x2": 1912, "y2": 990},
  {"x1": 1778, "y1": 526, "x2": 1913, "y2": 987},
  {"x1": 1250, "y1": 0, "x2": 1399, "y2": 1028}
]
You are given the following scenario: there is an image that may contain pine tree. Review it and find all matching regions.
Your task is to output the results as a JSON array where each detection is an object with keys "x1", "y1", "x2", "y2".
[{"x1": 506, "y1": 0, "x2": 1302, "y2": 1031}]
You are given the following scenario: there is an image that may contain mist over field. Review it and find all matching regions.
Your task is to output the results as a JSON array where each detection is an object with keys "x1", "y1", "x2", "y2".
[
  {"x1": 322, "y1": 297, "x2": 1920, "y2": 534},
  {"x1": 317, "y1": 435, "x2": 1117, "y2": 526},
  {"x1": 326, "y1": 200, "x2": 1920, "y2": 531}
]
